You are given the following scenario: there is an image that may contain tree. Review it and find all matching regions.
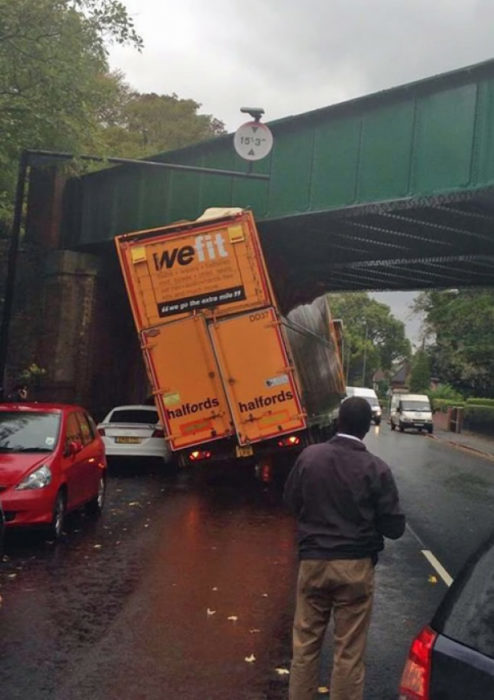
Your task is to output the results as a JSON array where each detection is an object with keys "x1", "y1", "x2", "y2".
[
  {"x1": 99, "y1": 91, "x2": 226, "y2": 158},
  {"x1": 409, "y1": 348, "x2": 430, "y2": 392},
  {"x1": 0, "y1": 0, "x2": 141, "y2": 227},
  {"x1": 414, "y1": 289, "x2": 494, "y2": 397},
  {"x1": 327, "y1": 292, "x2": 411, "y2": 386}
]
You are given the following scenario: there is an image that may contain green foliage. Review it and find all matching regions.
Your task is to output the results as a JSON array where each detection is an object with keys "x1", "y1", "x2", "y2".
[
  {"x1": 464, "y1": 404, "x2": 494, "y2": 435},
  {"x1": 327, "y1": 292, "x2": 411, "y2": 386},
  {"x1": 431, "y1": 398, "x2": 465, "y2": 413},
  {"x1": 415, "y1": 289, "x2": 494, "y2": 397},
  {"x1": 99, "y1": 91, "x2": 226, "y2": 158},
  {"x1": 466, "y1": 397, "x2": 494, "y2": 407},
  {"x1": 410, "y1": 349, "x2": 430, "y2": 393},
  {"x1": 0, "y1": 0, "x2": 142, "y2": 226},
  {"x1": 428, "y1": 383, "x2": 464, "y2": 402}
]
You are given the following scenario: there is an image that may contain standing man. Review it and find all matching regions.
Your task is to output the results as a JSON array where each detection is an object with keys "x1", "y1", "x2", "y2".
[{"x1": 284, "y1": 397, "x2": 405, "y2": 700}]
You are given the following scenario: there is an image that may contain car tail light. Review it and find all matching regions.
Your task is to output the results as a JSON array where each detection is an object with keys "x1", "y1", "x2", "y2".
[
  {"x1": 399, "y1": 626, "x2": 437, "y2": 700},
  {"x1": 98, "y1": 427, "x2": 105, "y2": 436},
  {"x1": 277, "y1": 435, "x2": 301, "y2": 448},
  {"x1": 189, "y1": 450, "x2": 212, "y2": 461},
  {"x1": 152, "y1": 428, "x2": 165, "y2": 438}
]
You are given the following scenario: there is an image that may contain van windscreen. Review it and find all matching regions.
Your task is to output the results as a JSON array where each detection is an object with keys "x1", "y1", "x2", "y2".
[{"x1": 401, "y1": 401, "x2": 430, "y2": 412}]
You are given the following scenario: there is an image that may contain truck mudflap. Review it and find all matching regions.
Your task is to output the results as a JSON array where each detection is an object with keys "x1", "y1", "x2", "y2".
[
  {"x1": 140, "y1": 315, "x2": 234, "y2": 451},
  {"x1": 208, "y1": 307, "x2": 307, "y2": 446}
]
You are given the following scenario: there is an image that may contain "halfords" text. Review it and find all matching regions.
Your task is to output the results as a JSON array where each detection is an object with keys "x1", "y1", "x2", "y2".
[
  {"x1": 238, "y1": 390, "x2": 294, "y2": 413},
  {"x1": 167, "y1": 397, "x2": 220, "y2": 419}
]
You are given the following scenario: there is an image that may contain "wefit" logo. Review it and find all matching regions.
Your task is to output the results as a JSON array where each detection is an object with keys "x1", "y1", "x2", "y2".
[{"x1": 153, "y1": 234, "x2": 228, "y2": 271}]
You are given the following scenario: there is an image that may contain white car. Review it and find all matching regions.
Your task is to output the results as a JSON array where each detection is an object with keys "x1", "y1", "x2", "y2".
[{"x1": 97, "y1": 405, "x2": 172, "y2": 463}]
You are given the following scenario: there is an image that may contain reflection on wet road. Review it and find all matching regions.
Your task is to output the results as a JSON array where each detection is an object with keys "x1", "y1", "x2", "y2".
[{"x1": 0, "y1": 462, "x2": 296, "y2": 699}]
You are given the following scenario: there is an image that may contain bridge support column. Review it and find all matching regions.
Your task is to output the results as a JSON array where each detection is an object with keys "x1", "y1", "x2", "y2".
[{"x1": 36, "y1": 250, "x2": 100, "y2": 406}]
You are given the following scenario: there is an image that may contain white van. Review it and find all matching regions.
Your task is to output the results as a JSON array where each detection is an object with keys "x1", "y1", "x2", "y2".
[
  {"x1": 390, "y1": 393, "x2": 433, "y2": 434},
  {"x1": 345, "y1": 387, "x2": 382, "y2": 425}
]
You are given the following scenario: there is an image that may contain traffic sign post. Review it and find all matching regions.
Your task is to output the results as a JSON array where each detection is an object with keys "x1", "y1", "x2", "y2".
[{"x1": 234, "y1": 121, "x2": 273, "y2": 161}]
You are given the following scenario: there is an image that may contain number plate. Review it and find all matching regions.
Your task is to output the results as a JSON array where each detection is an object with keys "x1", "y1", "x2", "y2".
[
  {"x1": 236, "y1": 445, "x2": 254, "y2": 458},
  {"x1": 115, "y1": 436, "x2": 142, "y2": 444}
]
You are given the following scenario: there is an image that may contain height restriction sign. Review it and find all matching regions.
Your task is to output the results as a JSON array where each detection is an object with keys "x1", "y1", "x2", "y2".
[{"x1": 233, "y1": 121, "x2": 273, "y2": 161}]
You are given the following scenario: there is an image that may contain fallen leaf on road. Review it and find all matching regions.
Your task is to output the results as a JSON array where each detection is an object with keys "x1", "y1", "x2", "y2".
[
  {"x1": 249, "y1": 629, "x2": 261, "y2": 634},
  {"x1": 227, "y1": 615, "x2": 238, "y2": 622},
  {"x1": 93, "y1": 544, "x2": 102, "y2": 549},
  {"x1": 128, "y1": 501, "x2": 140, "y2": 507},
  {"x1": 261, "y1": 593, "x2": 268, "y2": 597},
  {"x1": 245, "y1": 654, "x2": 256, "y2": 663},
  {"x1": 275, "y1": 668, "x2": 290, "y2": 676},
  {"x1": 207, "y1": 608, "x2": 216, "y2": 616},
  {"x1": 317, "y1": 687, "x2": 330, "y2": 694},
  {"x1": 428, "y1": 575, "x2": 438, "y2": 584},
  {"x1": 7, "y1": 573, "x2": 17, "y2": 579},
  {"x1": 212, "y1": 586, "x2": 218, "y2": 591},
  {"x1": 2, "y1": 555, "x2": 10, "y2": 562},
  {"x1": 0, "y1": 594, "x2": 3, "y2": 607}
]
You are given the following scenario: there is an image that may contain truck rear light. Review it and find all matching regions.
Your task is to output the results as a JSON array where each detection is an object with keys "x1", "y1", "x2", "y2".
[
  {"x1": 277, "y1": 435, "x2": 301, "y2": 448},
  {"x1": 189, "y1": 450, "x2": 212, "y2": 461},
  {"x1": 152, "y1": 428, "x2": 165, "y2": 438},
  {"x1": 398, "y1": 626, "x2": 437, "y2": 700},
  {"x1": 97, "y1": 428, "x2": 105, "y2": 436}
]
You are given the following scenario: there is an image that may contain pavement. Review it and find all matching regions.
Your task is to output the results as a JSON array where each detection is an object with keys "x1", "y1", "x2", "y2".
[{"x1": 430, "y1": 426, "x2": 494, "y2": 461}]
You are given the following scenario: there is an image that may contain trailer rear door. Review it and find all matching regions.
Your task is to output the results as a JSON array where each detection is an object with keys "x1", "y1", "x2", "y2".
[
  {"x1": 141, "y1": 316, "x2": 233, "y2": 450},
  {"x1": 209, "y1": 308, "x2": 306, "y2": 446}
]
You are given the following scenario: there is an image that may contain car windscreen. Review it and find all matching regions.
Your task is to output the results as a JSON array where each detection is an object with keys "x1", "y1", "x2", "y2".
[
  {"x1": 435, "y1": 537, "x2": 494, "y2": 659},
  {"x1": 109, "y1": 409, "x2": 159, "y2": 424},
  {"x1": 0, "y1": 411, "x2": 61, "y2": 452},
  {"x1": 401, "y1": 401, "x2": 430, "y2": 411}
]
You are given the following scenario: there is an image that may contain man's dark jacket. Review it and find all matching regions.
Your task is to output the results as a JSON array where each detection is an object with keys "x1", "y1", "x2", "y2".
[{"x1": 283, "y1": 435, "x2": 405, "y2": 561}]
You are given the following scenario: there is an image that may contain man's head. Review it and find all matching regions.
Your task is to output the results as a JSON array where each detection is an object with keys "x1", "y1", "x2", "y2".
[{"x1": 338, "y1": 397, "x2": 372, "y2": 439}]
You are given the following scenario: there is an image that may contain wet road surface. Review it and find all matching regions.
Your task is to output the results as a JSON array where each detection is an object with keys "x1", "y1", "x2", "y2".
[{"x1": 0, "y1": 426, "x2": 493, "y2": 699}]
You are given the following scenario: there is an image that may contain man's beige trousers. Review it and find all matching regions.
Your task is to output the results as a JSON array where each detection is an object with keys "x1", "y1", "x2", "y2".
[{"x1": 289, "y1": 558, "x2": 374, "y2": 700}]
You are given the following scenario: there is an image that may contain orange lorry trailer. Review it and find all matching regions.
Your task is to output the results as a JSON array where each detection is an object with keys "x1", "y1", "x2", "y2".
[{"x1": 115, "y1": 208, "x2": 345, "y2": 469}]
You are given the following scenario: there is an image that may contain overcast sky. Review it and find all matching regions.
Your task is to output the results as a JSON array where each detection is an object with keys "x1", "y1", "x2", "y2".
[{"x1": 108, "y1": 0, "x2": 494, "y2": 345}]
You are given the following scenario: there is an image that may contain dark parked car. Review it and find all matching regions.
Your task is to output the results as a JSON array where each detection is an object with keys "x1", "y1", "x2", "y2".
[{"x1": 399, "y1": 533, "x2": 494, "y2": 699}]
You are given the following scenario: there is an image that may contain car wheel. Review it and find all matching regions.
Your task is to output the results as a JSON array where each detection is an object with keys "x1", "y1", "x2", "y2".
[
  {"x1": 399, "y1": 423, "x2": 404, "y2": 433},
  {"x1": 48, "y1": 490, "x2": 66, "y2": 540},
  {"x1": 375, "y1": 418, "x2": 381, "y2": 426},
  {"x1": 427, "y1": 426, "x2": 433, "y2": 434},
  {"x1": 86, "y1": 474, "x2": 106, "y2": 516}
]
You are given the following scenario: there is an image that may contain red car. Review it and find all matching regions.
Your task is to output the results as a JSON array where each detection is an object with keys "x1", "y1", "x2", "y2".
[{"x1": 0, "y1": 403, "x2": 107, "y2": 539}]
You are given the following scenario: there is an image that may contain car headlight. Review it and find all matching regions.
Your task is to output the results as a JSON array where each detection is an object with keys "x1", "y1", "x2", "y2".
[{"x1": 16, "y1": 464, "x2": 52, "y2": 490}]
